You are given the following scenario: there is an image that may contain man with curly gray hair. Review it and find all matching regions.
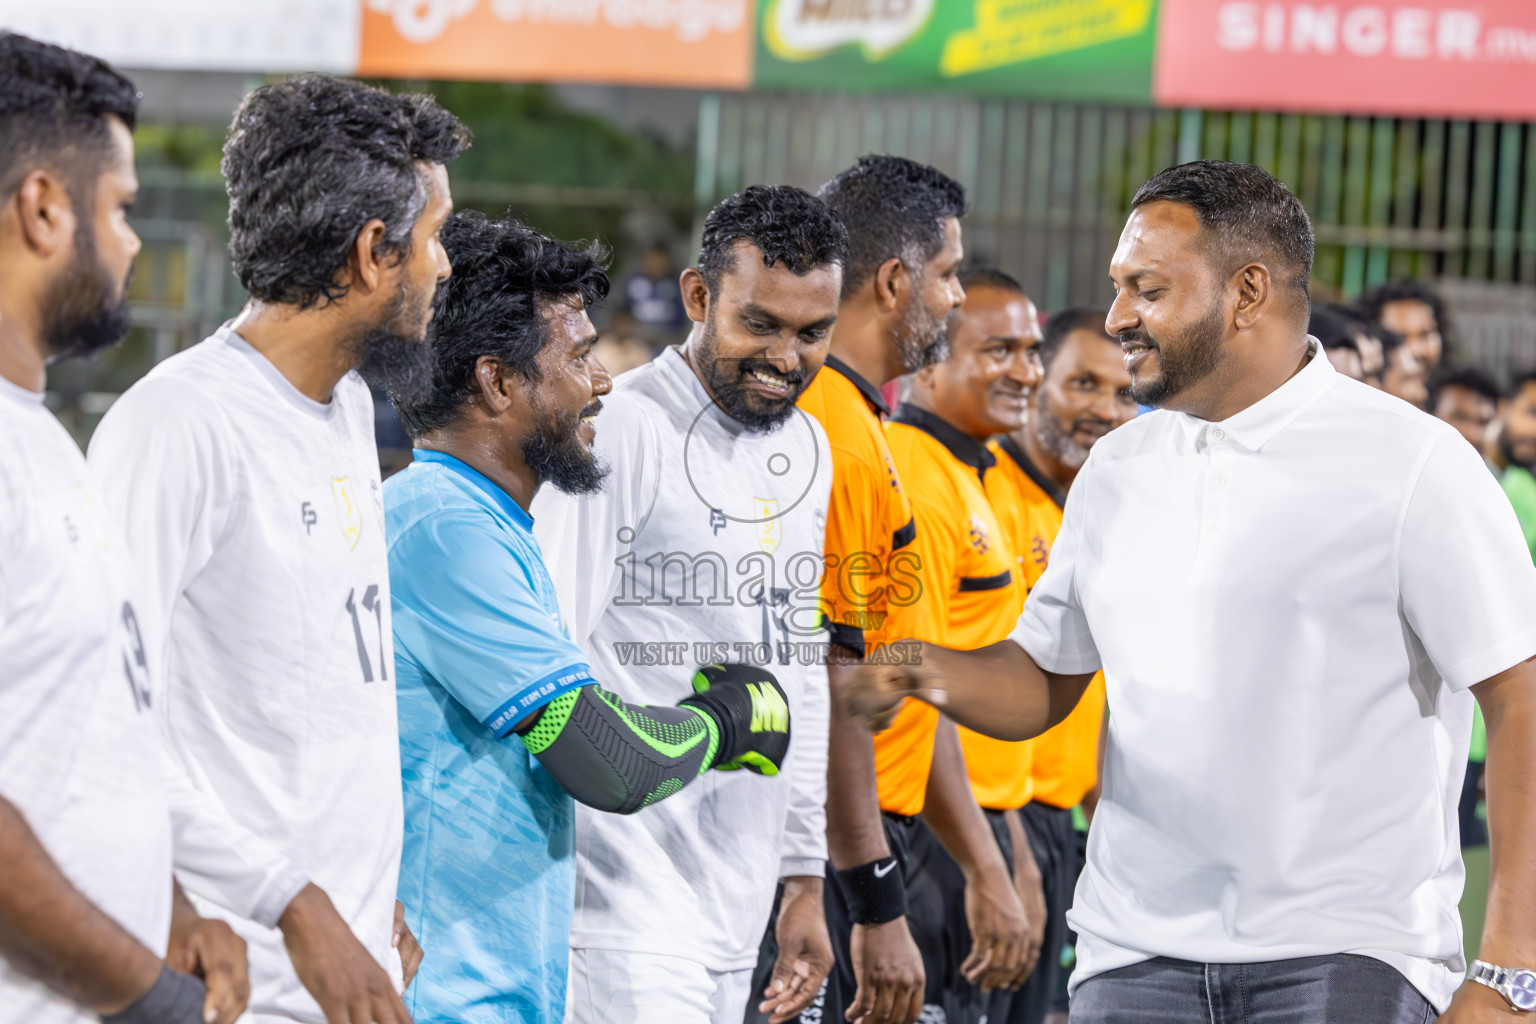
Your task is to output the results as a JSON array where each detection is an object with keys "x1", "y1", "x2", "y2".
[{"x1": 89, "y1": 75, "x2": 470, "y2": 1024}]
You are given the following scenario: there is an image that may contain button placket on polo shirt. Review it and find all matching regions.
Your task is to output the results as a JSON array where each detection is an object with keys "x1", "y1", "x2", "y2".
[{"x1": 1192, "y1": 424, "x2": 1234, "y2": 574}]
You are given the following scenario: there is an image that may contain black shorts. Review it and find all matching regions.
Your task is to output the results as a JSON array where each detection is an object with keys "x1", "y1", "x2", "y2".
[
  {"x1": 978, "y1": 803, "x2": 1079, "y2": 1024},
  {"x1": 747, "y1": 807, "x2": 1081, "y2": 1024},
  {"x1": 746, "y1": 813, "x2": 975, "y2": 1024}
]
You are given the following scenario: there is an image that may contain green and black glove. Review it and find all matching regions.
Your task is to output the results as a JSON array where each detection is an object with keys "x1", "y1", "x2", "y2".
[{"x1": 682, "y1": 663, "x2": 793, "y2": 776}]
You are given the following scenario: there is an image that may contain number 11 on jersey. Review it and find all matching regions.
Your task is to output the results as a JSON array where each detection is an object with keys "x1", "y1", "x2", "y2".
[{"x1": 346, "y1": 583, "x2": 388, "y2": 682}]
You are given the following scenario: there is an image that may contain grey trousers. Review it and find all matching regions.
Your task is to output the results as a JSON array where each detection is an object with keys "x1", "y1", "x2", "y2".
[{"x1": 1070, "y1": 954, "x2": 1434, "y2": 1024}]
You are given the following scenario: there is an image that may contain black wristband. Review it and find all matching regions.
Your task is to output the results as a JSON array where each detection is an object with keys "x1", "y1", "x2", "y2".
[
  {"x1": 835, "y1": 857, "x2": 907, "y2": 926},
  {"x1": 101, "y1": 965, "x2": 207, "y2": 1024}
]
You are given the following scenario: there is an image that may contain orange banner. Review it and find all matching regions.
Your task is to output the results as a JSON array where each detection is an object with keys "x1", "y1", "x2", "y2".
[{"x1": 358, "y1": 0, "x2": 753, "y2": 87}]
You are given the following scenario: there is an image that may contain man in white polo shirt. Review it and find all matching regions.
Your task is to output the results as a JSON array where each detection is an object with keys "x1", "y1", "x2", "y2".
[{"x1": 840, "y1": 160, "x2": 1536, "y2": 1024}]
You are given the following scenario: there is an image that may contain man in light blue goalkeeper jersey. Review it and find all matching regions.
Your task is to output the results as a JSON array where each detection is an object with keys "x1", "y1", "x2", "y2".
[{"x1": 384, "y1": 211, "x2": 793, "y2": 1024}]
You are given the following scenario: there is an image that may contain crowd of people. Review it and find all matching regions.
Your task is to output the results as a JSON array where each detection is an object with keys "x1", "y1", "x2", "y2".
[{"x1": 3, "y1": 30, "x2": 1535, "y2": 1024}]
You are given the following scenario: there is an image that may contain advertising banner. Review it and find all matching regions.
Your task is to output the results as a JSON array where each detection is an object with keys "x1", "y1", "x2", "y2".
[
  {"x1": 754, "y1": 0, "x2": 1158, "y2": 104},
  {"x1": 0, "y1": 0, "x2": 359, "y2": 73},
  {"x1": 12, "y1": 0, "x2": 1536, "y2": 120},
  {"x1": 1155, "y1": 0, "x2": 1536, "y2": 119},
  {"x1": 357, "y1": 0, "x2": 753, "y2": 88}
]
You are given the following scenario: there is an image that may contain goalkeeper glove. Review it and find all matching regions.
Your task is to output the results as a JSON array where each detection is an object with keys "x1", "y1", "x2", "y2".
[{"x1": 681, "y1": 663, "x2": 792, "y2": 776}]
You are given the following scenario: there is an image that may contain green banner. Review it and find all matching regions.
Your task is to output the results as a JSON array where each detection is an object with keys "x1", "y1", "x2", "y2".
[{"x1": 754, "y1": 0, "x2": 1157, "y2": 104}]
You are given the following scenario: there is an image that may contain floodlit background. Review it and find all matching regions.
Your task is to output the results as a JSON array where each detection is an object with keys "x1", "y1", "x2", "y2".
[{"x1": 11, "y1": 0, "x2": 1536, "y2": 457}]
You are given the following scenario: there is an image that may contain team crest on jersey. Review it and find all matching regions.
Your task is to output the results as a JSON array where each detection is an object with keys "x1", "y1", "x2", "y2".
[
  {"x1": 967, "y1": 514, "x2": 990, "y2": 555},
  {"x1": 754, "y1": 497, "x2": 781, "y2": 553},
  {"x1": 331, "y1": 477, "x2": 363, "y2": 549}
]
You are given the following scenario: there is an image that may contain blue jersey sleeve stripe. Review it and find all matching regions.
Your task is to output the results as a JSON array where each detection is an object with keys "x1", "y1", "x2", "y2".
[{"x1": 483, "y1": 664, "x2": 595, "y2": 738}]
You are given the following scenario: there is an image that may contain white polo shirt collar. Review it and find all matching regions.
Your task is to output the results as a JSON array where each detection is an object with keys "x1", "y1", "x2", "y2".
[{"x1": 1173, "y1": 338, "x2": 1331, "y2": 454}]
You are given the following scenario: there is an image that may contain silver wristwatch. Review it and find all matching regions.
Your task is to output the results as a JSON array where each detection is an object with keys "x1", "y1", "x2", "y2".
[{"x1": 1470, "y1": 960, "x2": 1536, "y2": 1011}]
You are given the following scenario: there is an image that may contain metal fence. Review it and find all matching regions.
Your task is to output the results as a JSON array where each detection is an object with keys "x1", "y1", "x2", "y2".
[{"x1": 694, "y1": 93, "x2": 1536, "y2": 372}]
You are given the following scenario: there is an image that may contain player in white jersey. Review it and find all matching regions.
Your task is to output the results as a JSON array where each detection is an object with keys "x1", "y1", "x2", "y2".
[
  {"x1": 533, "y1": 185, "x2": 847, "y2": 1024},
  {"x1": 0, "y1": 34, "x2": 249, "y2": 1024},
  {"x1": 89, "y1": 76, "x2": 469, "y2": 1024}
]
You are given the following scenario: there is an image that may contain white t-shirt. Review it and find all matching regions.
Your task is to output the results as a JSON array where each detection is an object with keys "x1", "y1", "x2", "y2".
[
  {"x1": 1013, "y1": 342, "x2": 1536, "y2": 1011},
  {"x1": 88, "y1": 327, "x2": 404, "y2": 1023},
  {"x1": 532, "y1": 347, "x2": 832, "y2": 972},
  {"x1": 0, "y1": 376, "x2": 173, "y2": 1024}
]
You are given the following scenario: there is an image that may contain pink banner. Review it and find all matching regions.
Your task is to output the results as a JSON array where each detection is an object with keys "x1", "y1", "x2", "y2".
[{"x1": 1156, "y1": 1, "x2": 1536, "y2": 119}]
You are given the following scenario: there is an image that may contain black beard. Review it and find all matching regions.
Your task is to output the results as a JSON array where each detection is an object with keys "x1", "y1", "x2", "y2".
[
  {"x1": 1031, "y1": 388, "x2": 1098, "y2": 471},
  {"x1": 354, "y1": 285, "x2": 433, "y2": 407},
  {"x1": 696, "y1": 312, "x2": 807, "y2": 433},
  {"x1": 41, "y1": 224, "x2": 132, "y2": 361},
  {"x1": 524, "y1": 393, "x2": 607, "y2": 495},
  {"x1": 895, "y1": 296, "x2": 951, "y2": 374},
  {"x1": 1123, "y1": 304, "x2": 1226, "y2": 408}
]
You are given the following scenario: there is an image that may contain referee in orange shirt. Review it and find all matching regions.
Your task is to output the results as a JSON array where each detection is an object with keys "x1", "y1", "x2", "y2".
[
  {"x1": 751, "y1": 155, "x2": 1020, "y2": 1024},
  {"x1": 985, "y1": 305, "x2": 1137, "y2": 1023},
  {"x1": 885, "y1": 269, "x2": 1051, "y2": 1024}
]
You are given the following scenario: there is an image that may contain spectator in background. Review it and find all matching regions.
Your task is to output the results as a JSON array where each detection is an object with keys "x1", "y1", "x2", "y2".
[
  {"x1": 1489, "y1": 371, "x2": 1536, "y2": 563},
  {"x1": 1358, "y1": 278, "x2": 1446, "y2": 371},
  {"x1": 1307, "y1": 303, "x2": 1364, "y2": 381},
  {"x1": 1378, "y1": 326, "x2": 1429, "y2": 409},
  {"x1": 1431, "y1": 367, "x2": 1500, "y2": 456},
  {"x1": 1339, "y1": 306, "x2": 1386, "y2": 387},
  {"x1": 1431, "y1": 368, "x2": 1505, "y2": 855},
  {"x1": 621, "y1": 242, "x2": 688, "y2": 342}
]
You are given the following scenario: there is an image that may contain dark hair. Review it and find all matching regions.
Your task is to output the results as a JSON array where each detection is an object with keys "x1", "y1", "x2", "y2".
[
  {"x1": 222, "y1": 75, "x2": 471, "y2": 309},
  {"x1": 1131, "y1": 160, "x2": 1315, "y2": 313},
  {"x1": 1040, "y1": 307, "x2": 1114, "y2": 369},
  {"x1": 394, "y1": 211, "x2": 610, "y2": 439},
  {"x1": 818, "y1": 154, "x2": 968, "y2": 300},
  {"x1": 1375, "y1": 323, "x2": 1406, "y2": 354},
  {"x1": 1308, "y1": 303, "x2": 1360, "y2": 353},
  {"x1": 0, "y1": 34, "x2": 138, "y2": 201},
  {"x1": 958, "y1": 266, "x2": 1024, "y2": 295},
  {"x1": 698, "y1": 184, "x2": 849, "y2": 294},
  {"x1": 1357, "y1": 279, "x2": 1446, "y2": 335},
  {"x1": 1431, "y1": 366, "x2": 1501, "y2": 407},
  {"x1": 1511, "y1": 370, "x2": 1536, "y2": 397}
]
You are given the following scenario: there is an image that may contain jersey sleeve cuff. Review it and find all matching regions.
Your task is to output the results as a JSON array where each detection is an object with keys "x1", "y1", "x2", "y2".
[
  {"x1": 827, "y1": 621, "x2": 866, "y2": 657},
  {"x1": 1010, "y1": 614, "x2": 1101, "y2": 676},
  {"x1": 1439, "y1": 624, "x2": 1536, "y2": 691},
  {"x1": 249, "y1": 867, "x2": 315, "y2": 929},
  {"x1": 484, "y1": 664, "x2": 595, "y2": 738},
  {"x1": 779, "y1": 857, "x2": 826, "y2": 880}
]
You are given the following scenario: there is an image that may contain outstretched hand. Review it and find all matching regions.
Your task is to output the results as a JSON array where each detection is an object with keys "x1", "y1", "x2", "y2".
[{"x1": 837, "y1": 654, "x2": 943, "y2": 733}]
